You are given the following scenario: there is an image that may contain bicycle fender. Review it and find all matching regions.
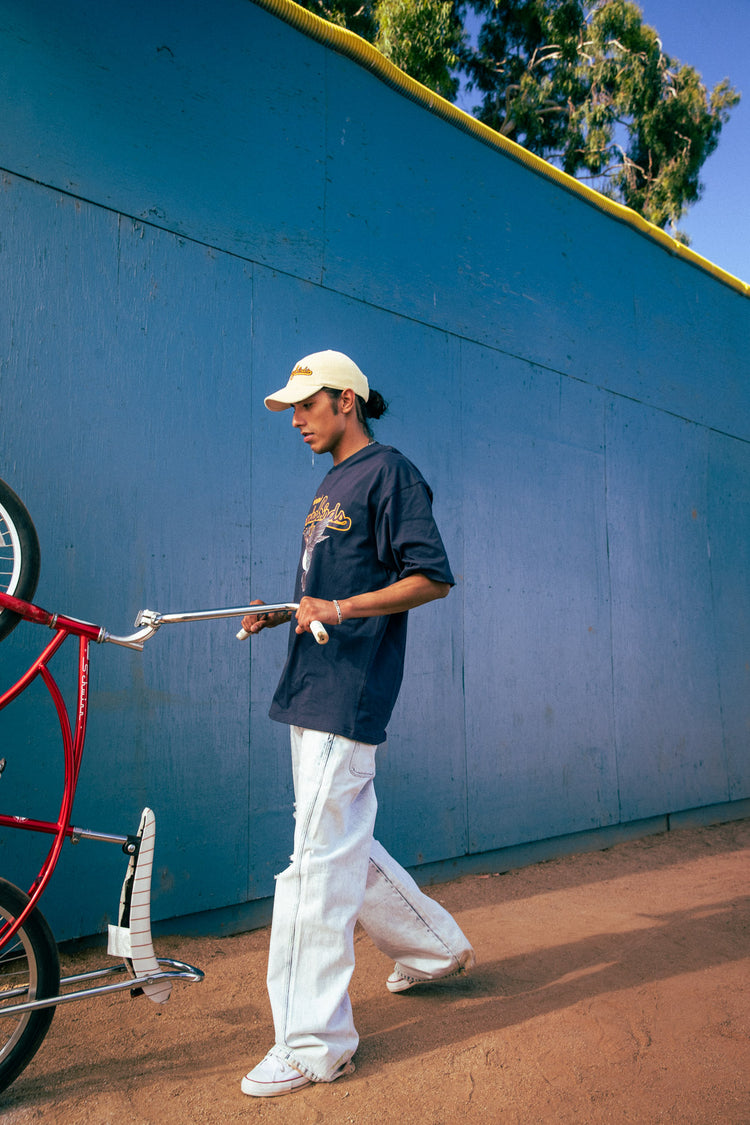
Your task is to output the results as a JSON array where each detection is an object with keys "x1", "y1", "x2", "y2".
[{"x1": 107, "y1": 807, "x2": 172, "y2": 1004}]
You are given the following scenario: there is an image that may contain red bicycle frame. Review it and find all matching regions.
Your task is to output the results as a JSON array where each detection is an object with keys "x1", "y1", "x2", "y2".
[
  {"x1": 0, "y1": 593, "x2": 105, "y2": 951},
  {"x1": 0, "y1": 590, "x2": 322, "y2": 956}
]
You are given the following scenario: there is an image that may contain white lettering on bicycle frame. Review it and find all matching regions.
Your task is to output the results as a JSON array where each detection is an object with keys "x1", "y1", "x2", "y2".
[{"x1": 79, "y1": 657, "x2": 89, "y2": 720}]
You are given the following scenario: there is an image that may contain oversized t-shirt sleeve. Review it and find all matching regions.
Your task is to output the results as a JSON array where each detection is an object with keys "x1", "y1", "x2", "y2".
[{"x1": 375, "y1": 477, "x2": 455, "y2": 586}]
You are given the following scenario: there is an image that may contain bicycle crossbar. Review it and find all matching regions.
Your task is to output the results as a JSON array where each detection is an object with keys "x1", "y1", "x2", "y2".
[
  {"x1": 0, "y1": 592, "x2": 53, "y2": 627},
  {"x1": 0, "y1": 817, "x2": 129, "y2": 846},
  {"x1": 0, "y1": 592, "x2": 103, "y2": 641}
]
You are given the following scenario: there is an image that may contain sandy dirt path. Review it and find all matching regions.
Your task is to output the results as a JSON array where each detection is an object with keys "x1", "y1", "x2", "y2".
[{"x1": 2, "y1": 818, "x2": 748, "y2": 1124}]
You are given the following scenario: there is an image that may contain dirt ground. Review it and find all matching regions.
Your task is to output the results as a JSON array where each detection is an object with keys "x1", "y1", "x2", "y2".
[{"x1": 2, "y1": 818, "x2": 748, "y2": 1125}]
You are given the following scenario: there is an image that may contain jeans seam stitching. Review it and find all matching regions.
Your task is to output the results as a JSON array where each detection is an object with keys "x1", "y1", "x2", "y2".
[
  {"x1": 280, "y1": 731, "x2": 336, "y2": 1038},
  {"x1": 367, "y1": 857, "x2": 456, "y2": 961}
]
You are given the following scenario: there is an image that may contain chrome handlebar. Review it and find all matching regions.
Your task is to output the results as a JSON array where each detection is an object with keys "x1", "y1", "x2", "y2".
[{"x1": 102, "y1": 604, "x2": 301, "y2": 651}]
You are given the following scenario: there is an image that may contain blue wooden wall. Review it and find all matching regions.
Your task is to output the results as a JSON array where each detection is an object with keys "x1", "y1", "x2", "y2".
[{"x1": 0, "y1": 0, "x2": 748, "y2": 941}]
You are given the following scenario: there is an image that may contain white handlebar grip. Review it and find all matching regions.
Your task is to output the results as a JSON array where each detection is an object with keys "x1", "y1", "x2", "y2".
[
  {"x1": 236, "y1": 627, "x2": 250, "y2": 640},
  {"x1": 311, "y1": 620, "x2": 329, "y2": 644}
]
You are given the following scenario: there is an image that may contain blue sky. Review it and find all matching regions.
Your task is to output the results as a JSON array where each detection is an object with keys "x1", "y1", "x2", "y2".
[
  {"x1": 457, "y1": 1, "x2": 749, "y2": 284},
  {"x1": 638, "y1": 0, "x2": 749, "y2": 283}
]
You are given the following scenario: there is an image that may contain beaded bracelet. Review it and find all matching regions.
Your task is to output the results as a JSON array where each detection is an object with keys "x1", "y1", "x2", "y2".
[{"x1": 332, "y1": 599, "x2": 343, "y2": 624}]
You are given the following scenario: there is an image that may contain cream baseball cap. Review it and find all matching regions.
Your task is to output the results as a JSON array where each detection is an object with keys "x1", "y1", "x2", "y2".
[{"x1": 264, "y1": 350, "x2": 370, "y2": 411}]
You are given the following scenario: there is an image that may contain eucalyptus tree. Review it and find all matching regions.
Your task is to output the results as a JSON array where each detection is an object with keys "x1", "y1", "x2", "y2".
[{"x1": 292, "y1": 0, "x2": 739, "y2": 233}]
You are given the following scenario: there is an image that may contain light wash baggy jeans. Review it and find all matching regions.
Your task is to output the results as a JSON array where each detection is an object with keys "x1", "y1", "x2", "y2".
[{"x1": 266, "y1": 727, "x2": 475, "y2": 1083}]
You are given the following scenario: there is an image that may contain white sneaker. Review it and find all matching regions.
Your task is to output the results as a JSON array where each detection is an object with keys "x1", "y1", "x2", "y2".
[
  {"x1": 241, "y1": 1052, "x2": 354, "y2": 1097},
  {"x1": 386, "y1": 969, "x2": 424, "y2": 992},
  {"x1": 386, "y1": 949, "x2": 476, "y2": 993},
  {"x1": 241, "y1": 1055, "x2": 311, "y2": 1097}
]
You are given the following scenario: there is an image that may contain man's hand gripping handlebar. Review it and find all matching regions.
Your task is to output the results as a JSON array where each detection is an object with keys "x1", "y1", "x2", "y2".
[{"x1": 236, "y1": 603, "x2": 328, "y2": 644}]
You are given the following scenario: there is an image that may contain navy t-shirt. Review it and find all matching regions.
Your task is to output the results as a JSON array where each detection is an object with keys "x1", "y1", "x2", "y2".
[{"x1": 269, "y1": 443, "x2": 454, "y2": 744}]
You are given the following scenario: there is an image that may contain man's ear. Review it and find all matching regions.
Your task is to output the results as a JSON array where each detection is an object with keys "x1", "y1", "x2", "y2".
[{"x1": 339, "y1": 388, "x2": 357, "y2": 414}]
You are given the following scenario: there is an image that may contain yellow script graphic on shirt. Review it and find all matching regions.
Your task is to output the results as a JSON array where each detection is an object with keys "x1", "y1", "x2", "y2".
[
  {"x1": 304, "y1": 495, "x2": 352, "y2": 536},
  {"x1": 301, "y1": 495, "x2": 351, "y2": 590}
]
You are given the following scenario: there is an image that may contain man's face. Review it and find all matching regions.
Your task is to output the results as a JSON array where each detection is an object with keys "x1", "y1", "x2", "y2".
[{"x1": 291, "y1": 390, "x2": 346, "y2": 458}]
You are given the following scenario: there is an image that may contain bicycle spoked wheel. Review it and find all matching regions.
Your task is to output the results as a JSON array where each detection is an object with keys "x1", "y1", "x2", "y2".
[
  {"x1": 0, "y1": 880, "x2": 60, "y2": 1093},
  {"x1": 0, "y1": 479, "x2": 41, "y2": 642}
]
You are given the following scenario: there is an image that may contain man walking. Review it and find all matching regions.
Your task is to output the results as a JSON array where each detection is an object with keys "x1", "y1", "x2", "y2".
[{"x1": 241, "y1": 350, "x2": 474, "y2": 1097}]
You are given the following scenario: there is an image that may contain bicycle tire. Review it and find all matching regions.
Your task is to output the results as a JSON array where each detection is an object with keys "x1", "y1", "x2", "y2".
[
  {"x1": 0, "y1": 879, "x2": 60, "y2": 1094},
  {"x1": 0, "y1": 480, "x2": 41, "y2": 642}
]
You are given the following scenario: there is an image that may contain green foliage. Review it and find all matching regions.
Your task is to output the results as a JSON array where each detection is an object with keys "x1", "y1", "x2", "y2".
[
  {"x1": 374, "y1": 0, "x2": 465, "y2": 100},
  {"x1": 292, "y1": 0, "x2": 463, "y2": 97},
  {"x1": 465, "y1": 0, "x2": 740, "y2": 232},
  {"x1": 293, "y1": 0, "x2": 379, "y2": 42},
  {"x1": 292, "y1": 0, "x2": 740, "y2": 232}
]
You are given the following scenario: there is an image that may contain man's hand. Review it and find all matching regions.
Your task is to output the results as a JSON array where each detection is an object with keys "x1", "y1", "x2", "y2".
[
  {"x1": 294, "y1": 597, "x2": 338, "y2": 635},
  {"x1": 241, "y1": 599, "x2": 292, "y2": 636}
]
